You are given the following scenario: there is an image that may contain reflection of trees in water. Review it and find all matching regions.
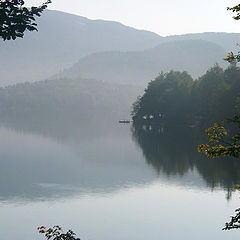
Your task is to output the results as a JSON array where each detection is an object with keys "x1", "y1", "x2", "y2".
[
  {"x1": 132, "y1": 125, "x2": 195, "y2": 176},
  {"x1": 1, "y1": 113, "x2": 239, "y2": 201},
  {"x1": 0, "y1": 111, "x2": 121, "y2": 144},
  {"x1": 132, "y1": 124, "x2": 240, "y2": 199}
]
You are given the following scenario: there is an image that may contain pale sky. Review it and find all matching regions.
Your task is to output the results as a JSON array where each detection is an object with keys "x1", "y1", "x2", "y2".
[{"x1": 26, "y1": 0, "x2": 240, "y2": 36}]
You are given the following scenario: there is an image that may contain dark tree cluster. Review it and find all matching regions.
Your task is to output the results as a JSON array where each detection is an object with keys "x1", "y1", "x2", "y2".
[{"x1": 132, "y1": 65, "x2": 240, "y2": 126}]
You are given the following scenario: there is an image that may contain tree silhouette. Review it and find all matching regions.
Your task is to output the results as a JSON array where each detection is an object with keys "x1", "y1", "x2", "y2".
[
  {"x1": 38, "y1": 226, "x2": 80, "y2": 240},
  {"x1": 0, "y1": 0, "x2": 51, "y2": 40}
]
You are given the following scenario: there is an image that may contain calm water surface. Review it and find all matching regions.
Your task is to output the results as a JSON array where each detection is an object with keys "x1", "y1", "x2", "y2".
[{"x1": 0, "y1": 120, "x2": 239, "y2": 239}]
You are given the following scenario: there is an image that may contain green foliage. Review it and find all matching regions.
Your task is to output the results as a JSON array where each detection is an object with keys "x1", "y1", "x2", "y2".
[
  {"x1": 132, "y1": 70, "x2": 194, "y2": 123},
  {"x1": 228, "y1": 4, "x2": 240, "y2": 20},
  {"x1": 223, "y1": 208, "x2": 240, "y2": 230},
  {"x1": 224, "y1": 51, "x2": 240, "y2": 63},
  {"x1": 223, "y1": 3, "x2": 240, "y2": 63},
  {"x1": 198, "y1": 115, "x2": 240, "y2": 158},
  {"x1": 132, "y1": 65, "x2": 240, "y2": 125},
  {"x1": 0, "y1": 0, "x2": 51, "y2": 40},
  {"x1": 199, "y1": 2, "x2": 240, "y2": 232},
  {"x1": 38, "y1": 226, "x2": 80, "y2": 240}
]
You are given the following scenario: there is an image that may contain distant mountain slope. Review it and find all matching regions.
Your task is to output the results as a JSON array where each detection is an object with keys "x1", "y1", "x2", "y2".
[
  {"x1": 56, "y1": 40, "x2": 227, "y2": 85},
  {"x1": 165, "y1": 32, "x2": 240, "y2": 52},
  {"x1": 0, "y1": 78, "x2": 142, "y2": 120},
  {"x1": 0, "y1": 10, "x2": 162, "y2": 85},
  {"x1": 1, "y1": 9, "x2": 239, "y2": 86}
]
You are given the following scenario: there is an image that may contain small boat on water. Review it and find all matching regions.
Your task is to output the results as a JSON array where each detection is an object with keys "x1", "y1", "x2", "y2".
[{"x1": 119, "y1": 120, "x2": 130, "y2": 123}]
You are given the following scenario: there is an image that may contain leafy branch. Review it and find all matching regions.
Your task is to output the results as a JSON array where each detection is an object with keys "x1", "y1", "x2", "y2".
[
  {"x1": 223, "y1": 207, "x2": 240, "y2": 230},
  {"x1": 0, "y1": 0, "x2": 51, "y2": 40},
  {"x1": 198, "y1": 115, "x2": 240, "y2": 158},
  {"x1": 38, "y1": 226, "x2": 81, "y2": 240}
]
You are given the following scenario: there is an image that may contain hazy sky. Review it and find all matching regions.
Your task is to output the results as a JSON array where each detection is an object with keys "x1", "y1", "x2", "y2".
[{"x1": 26, "y1": 0, "x2": 240, "y2": 36}]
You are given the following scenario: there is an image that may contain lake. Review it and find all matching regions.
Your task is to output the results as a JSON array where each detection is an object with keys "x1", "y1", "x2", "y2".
[{"x1": 0, "y1": 119, "x2": 239, "y2": 240}]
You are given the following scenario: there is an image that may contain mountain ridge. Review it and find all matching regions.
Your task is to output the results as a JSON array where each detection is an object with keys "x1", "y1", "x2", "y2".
[
  {"x1": 0, "y1": 10, "x2": 239, "y2": 86},
  {"x1": 55, "y1": 39, "x2": 227, "y2": 85},
  {"x1": 0, "y1": 10, "x2": 162, "y2": 85}
]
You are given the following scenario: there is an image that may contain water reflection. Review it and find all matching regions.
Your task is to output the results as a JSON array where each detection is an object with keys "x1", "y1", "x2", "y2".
[
  {"x1": 0, "y1": 114, "x2": 239, "y2": 203},
  {"x1": 131, "y1": 124, "x2": 240, "y2": 199},
  {"x1": 0, "y1": 120, "x2": 156, "y2": 203}
]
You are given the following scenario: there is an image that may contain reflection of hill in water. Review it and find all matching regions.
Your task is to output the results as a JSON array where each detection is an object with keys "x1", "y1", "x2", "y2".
[
  {"x1": 0, "y1": 114, "x2": 238, "y2": 203},
  {"x1": 131, "y1": 124, "x2": 240, "y2": 199},
  {"x1": 0, "y1": 117, "x2": 158, "y2": 203},
  {"x1": 0, "y1": 113, "x2": 120, "y2": 143}
]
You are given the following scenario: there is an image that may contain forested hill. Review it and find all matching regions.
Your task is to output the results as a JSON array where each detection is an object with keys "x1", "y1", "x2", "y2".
[
  {"x1": 0, "y1": 78, "x2": 142, "y2": 122},
  {"x1": 0, "y1": 10, "x2": 161, "y2": 85},
  {"x1": 1, "y1": 9, "x2": 240, "y2": 86},
  {"x1": 56, "y1": 40, "x2": 227, "y2": 85}
]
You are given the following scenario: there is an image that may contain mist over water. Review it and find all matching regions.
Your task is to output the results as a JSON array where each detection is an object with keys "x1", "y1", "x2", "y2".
[
  {"x1": 1, "y1": 8, "x2": 240, "y2": 240},
  {"x1": 0, "y1": 113, "x2": 239, "y2": 240}
]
